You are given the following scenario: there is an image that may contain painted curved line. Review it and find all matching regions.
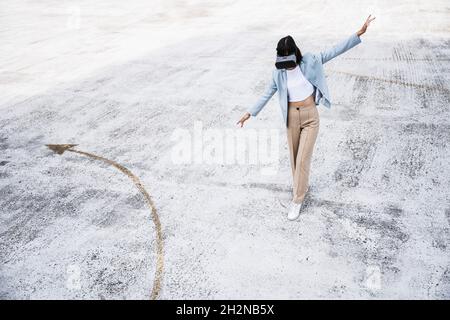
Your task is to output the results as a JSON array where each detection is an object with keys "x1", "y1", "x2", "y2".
[{"x1": 46, "y1": 144, "x2": 163, "y2": 300}]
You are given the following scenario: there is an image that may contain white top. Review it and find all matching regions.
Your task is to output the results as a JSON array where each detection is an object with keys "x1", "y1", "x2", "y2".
[{"x1": 286, "y1": 65, "x2": 315, "y2": 102}]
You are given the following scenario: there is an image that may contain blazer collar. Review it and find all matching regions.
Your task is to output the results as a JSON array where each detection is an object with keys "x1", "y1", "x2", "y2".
[{"x1": 299, "y1": 60, "x2": 305, "y2": 73}]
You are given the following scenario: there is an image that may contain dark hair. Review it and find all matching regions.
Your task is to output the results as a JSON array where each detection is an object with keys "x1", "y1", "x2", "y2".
[{"x1": 276, "y1": 35, "x2": 302, "y2": 64}]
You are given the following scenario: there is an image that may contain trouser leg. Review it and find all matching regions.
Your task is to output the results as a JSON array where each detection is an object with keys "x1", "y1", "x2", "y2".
[
  {"x1": 286, "y1": 107, "x2": 301, "y2": 183},
  {"x1": 292, "y1": 106, "x2": 320, "y2": 203}
]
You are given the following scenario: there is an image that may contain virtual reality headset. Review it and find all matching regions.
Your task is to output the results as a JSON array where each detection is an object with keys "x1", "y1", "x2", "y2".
[{"x1": 275, "y1": 53, "x2": 297, "y2": 69}]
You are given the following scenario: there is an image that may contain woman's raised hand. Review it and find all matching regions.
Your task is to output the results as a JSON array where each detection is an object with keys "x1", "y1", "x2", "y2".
[
  {"x1": 357, "y1": 14, "x2": 376, "y2": 37},
  {"x1": 236, "y1": 112, "x2": 251, "y2": 127}
]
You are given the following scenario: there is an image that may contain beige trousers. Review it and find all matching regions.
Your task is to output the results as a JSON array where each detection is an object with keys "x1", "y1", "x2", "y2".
[{"x1": 286, "y1": 100, "x2": 320, "y2": 203}]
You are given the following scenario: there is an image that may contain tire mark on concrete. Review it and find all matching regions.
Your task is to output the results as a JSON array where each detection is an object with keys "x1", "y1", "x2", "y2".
[
  {"x1": 318, "y1": 197, "x2": 408, "y2": 288},
  {"x1": 340, "y1": 57, "x2": 450, "y2": 62},
  {"x1": 333, "y1": 130, "x2": 379, "y2": 188},
  {"x1": 389, "y1": 122, "x2": 448, "y2": 181},
  {"x1": 435, "y1": 267, "x2": 450, "y2": 299},
  {"x1": 395, "y1": 42, "x2": 440, "y2": 109},
  {"x1": 353, "y1": 75, "x2": 370, "y2": 105},
  {"x1": 393, "y1": 143, "x2": 426, "y2": 179},
  {"x1": 328, "y1": 69, "x2": 450, "y2": 95},
  {"x1": 446, "y1": 208, "x2": 450, "y2": 227}
]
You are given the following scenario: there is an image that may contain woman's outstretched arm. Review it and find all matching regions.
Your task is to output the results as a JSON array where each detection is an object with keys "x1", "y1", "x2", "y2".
[
  {"x1": 237, "y1": 72, "x2": 278, "y2": 127},
  {"x1": 320, "y1": 14, "x2": 376, "y2": 64}
]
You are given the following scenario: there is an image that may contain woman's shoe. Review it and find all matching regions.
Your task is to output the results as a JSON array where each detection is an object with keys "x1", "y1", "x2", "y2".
[{"x1": 287, "y1": 201, "x2": 302, "y2": 220}]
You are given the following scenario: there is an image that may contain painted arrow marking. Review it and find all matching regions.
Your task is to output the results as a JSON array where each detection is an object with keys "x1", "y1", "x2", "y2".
[{"x1": 46, "y1": 144, "x2": 163, "y2": 300}]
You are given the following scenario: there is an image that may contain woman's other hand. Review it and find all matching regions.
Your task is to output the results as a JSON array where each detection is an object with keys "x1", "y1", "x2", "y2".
[
  {"x1": 237, "y1": 112, "x2": 251, "y2": 127},
  {"x1": 357, "y1": 14, "x2": 376, "y2": 37}
]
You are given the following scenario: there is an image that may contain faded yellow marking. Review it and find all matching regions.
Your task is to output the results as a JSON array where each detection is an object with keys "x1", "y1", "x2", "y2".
[
  {"x1": 46, "y1": 144, "x2": 163, "y2": 300},
  {"x1": 46, "y1": 144, "x2": 78, "y2": 155}
]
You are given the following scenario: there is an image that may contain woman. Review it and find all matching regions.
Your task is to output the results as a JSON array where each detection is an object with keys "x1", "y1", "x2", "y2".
[{"x1": 237, "y1": 15, "x2": 375, "y2": 221}]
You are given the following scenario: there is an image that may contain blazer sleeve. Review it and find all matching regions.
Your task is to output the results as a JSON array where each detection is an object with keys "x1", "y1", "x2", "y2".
[
  {"x1": 319, "y1": 32, "x2": 362, "y2": 64},
  {"x1": 247, "y1": 72, "x2": 278, "y2": 117}
]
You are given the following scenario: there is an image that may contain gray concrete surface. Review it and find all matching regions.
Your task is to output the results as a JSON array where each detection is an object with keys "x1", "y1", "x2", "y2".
[{"x1": 0, "y1": 0, "x2": 449, "y2": 299}]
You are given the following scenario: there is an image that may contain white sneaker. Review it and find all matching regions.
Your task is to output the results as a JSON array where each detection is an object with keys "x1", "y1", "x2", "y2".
[{"x1": 287, "y1": 201, "x2": 302, "y2": 220}]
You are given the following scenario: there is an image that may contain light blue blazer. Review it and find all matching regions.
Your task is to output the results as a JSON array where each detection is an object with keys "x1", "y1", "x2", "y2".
[{"x1": 247, "y1": 32, "x2": 362, "y2": 126}]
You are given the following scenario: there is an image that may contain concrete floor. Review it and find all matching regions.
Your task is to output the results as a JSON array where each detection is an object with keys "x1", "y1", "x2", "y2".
[{"x1": 0, "y1": 0, "x2": 449, "y2": 299}]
